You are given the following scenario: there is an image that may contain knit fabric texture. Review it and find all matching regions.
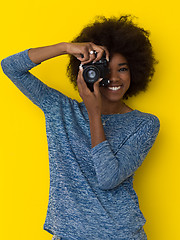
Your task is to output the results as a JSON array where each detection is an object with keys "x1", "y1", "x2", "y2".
[{"x1": 1, "y1": 49, "x2": 160, "y2": 240}]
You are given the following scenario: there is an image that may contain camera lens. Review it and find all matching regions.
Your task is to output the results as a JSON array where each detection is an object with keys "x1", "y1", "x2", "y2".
[
  {"x1": 87, "y1": 70, "x2": 96, "y2": 79},
  {"x1": 83, "y1": 66, "x2": 100, "y2": 83}
]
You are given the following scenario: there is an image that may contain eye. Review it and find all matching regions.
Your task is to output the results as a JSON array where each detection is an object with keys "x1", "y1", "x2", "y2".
[{"x1": 118, "y1": 67, "x2": 129, "y2": 72}]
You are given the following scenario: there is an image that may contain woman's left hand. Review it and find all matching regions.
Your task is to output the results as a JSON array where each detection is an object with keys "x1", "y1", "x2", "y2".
[{"x1": 77, "y1": 67, "x2": 102, "y2": 118}]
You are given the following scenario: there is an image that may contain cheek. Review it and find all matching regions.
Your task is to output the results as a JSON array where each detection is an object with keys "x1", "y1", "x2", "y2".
[
  {"x1": 124, "y1": 74, "x2": 131, "y2": 89},
  {"x1": 127, "y1": 77, "x2": 131, "y2": 88}
]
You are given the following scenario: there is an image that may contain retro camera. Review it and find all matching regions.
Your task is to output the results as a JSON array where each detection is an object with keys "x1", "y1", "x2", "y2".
[{"x1": 82, "y1": 52, "x2": 110, "y2": 92}]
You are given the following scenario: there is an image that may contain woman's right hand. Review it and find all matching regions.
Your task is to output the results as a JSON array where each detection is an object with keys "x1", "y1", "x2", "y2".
[
  {"x1": 65, "y1": 42, "x2": 109, "y2": 64},
  {"x1": 28, "y1": 42, "x2": 109, "y2": 65}
]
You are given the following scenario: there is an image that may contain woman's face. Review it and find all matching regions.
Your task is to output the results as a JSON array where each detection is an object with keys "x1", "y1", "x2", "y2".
[{"x1": 99, "y1": 53, "x2": 130, "y2": 103}]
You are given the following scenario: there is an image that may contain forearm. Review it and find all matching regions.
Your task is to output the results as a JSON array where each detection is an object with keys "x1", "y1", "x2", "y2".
[
  {"x1": 28, "y1": 42, "x2": 68, "y2": 64},
  {"x1": 1, "y1": 49, "x2": 50, "y2": 108},
  {"x1": 89, "y1": 114, "x2": 106, "y2": 148}
]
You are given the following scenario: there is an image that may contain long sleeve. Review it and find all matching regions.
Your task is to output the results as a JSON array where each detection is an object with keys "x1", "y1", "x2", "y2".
[
  {"x1": 90, "y1": 115, "x2": 160, "y2": 190},
  {"x1": 1, "y1": 49, "x2": 51, "y2": 110}
]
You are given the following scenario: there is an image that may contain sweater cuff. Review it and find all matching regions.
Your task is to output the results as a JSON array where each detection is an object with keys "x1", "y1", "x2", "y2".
[
  {"x1": 90, "y1": 140, "x2": 111, "y2": 156},
  {"x1": 21, "y1": 49, "x2": 40, "y2": 69}
]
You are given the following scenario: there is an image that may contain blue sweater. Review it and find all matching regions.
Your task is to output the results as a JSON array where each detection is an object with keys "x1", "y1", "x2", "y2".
[{"x1": 1, "y1": 50, "x2": 160, "y2": 240}]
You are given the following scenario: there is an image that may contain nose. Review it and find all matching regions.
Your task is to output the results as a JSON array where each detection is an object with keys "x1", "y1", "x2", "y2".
[{"x1": 108, "y1": 70, "x2": 119, "y2": 82}]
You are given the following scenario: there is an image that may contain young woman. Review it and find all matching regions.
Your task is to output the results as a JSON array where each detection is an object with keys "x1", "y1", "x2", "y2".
[{"x1": 1, "y1": 15, "x2": 160, "y2": 240}]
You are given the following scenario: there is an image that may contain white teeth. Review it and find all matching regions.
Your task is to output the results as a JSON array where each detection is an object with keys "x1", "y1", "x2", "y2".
[{"x1": 108, "y1": 86, "x2": 121, "y2": 91}]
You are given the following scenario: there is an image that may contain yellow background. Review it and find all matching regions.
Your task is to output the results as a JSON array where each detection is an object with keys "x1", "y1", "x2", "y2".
[{"x1": 0, "y1": 0, "x2": 180, "y2": 239}]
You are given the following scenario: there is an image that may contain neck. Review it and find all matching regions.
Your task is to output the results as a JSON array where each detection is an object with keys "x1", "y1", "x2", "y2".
[{"x1": 101, "y1": 100, "x2": 126, "y2": 115}]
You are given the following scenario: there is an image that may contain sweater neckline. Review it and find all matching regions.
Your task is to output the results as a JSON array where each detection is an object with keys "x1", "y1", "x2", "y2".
[
  {"x1": 80, "y1": 102, "x2": 139, "y2": 120},
  {"x1": 101, "y1": 109, "x2": 138, "y2": 117}
]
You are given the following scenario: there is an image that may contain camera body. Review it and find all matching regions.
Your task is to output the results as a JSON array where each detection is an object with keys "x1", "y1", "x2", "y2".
[{"x1": 82, "y1": 52, "x2": 110, "y2": 92}]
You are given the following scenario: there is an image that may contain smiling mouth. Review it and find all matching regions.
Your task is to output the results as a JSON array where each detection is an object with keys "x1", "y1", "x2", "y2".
[{"x1": 108, "y1": 86, "x2": 122, "y2": 91}]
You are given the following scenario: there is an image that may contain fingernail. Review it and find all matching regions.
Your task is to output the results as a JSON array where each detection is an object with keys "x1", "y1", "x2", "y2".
[{"x1": 79, "y1": 64, "x2": 83, "y2": 70}]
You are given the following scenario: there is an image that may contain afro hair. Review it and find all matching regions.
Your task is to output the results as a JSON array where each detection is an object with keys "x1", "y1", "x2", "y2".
[{"x1": 67, "y1": 15, "x2": 157, "y2": 99}]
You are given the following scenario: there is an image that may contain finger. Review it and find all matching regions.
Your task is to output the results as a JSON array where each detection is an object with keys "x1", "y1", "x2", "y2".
[
  {"x1": 91, "y1": 43, "x2": 110, "y2": 63},
  {"x1": 82, "y1": 54, "x2": 96, "y2": 65},
  {"x1": 81, "y1": 50, "x2": 90, "y2": 62},
  {"x1": 93, "y1": 47, "x2": 105, "y2": 63},
  {"x1": 76, "y1": 53, "x2": 86, "y2": 62},
  {"x1": 87, "y1": 44, "x2": 96, "y2": 62},
  {"x1": 81, "y1": 47, "x2": 96, "y2": 65},
  {"x1": 101, "y1": 46, "x2": 110, "y2": 62},
  {"x1": 80, "y1": 43, "x2": 96, "y2": 63},
  {"x1": 77, "y1": 66, "x2": 91, "y2": 94},
  {"x1": 93, "y1": 78, "x2": 103, "y2": 94},
  {"x1": 77, "y1": 68, "x2": 83, "y2": 93},
  {"x1": 89, "y1": 43, "x2": 104, "y2": 61}
]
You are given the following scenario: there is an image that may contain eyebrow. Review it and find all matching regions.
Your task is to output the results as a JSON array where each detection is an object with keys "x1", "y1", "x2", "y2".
[{"x1": 118, "y1": 63, "x2": 128, "y2": 66}]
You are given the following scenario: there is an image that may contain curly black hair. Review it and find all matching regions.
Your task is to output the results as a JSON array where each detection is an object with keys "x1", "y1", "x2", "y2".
[{"x1": 67, "y1": 15, "x2": 157, "y2": 99}]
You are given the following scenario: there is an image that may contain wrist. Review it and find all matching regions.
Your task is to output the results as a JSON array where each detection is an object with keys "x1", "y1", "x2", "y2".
[
  {"x1": 62, "y1": 42, "x2": 71, "y2": 55},
  {"x1": 88, "y1": 113, "x2": 102, "y2": 125},
  {"x1": 56, "y1": 42, "x2": 68, "y2": 55},
  {"x1": 88, "y1": 111, "x2": 101, "y2": 119},
  {"x1": 87, "y1": 106, "x2": 102, "y2": 119},
  {"x1": 88, "y1": 113, "x2": 106, "y2": 148}
]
